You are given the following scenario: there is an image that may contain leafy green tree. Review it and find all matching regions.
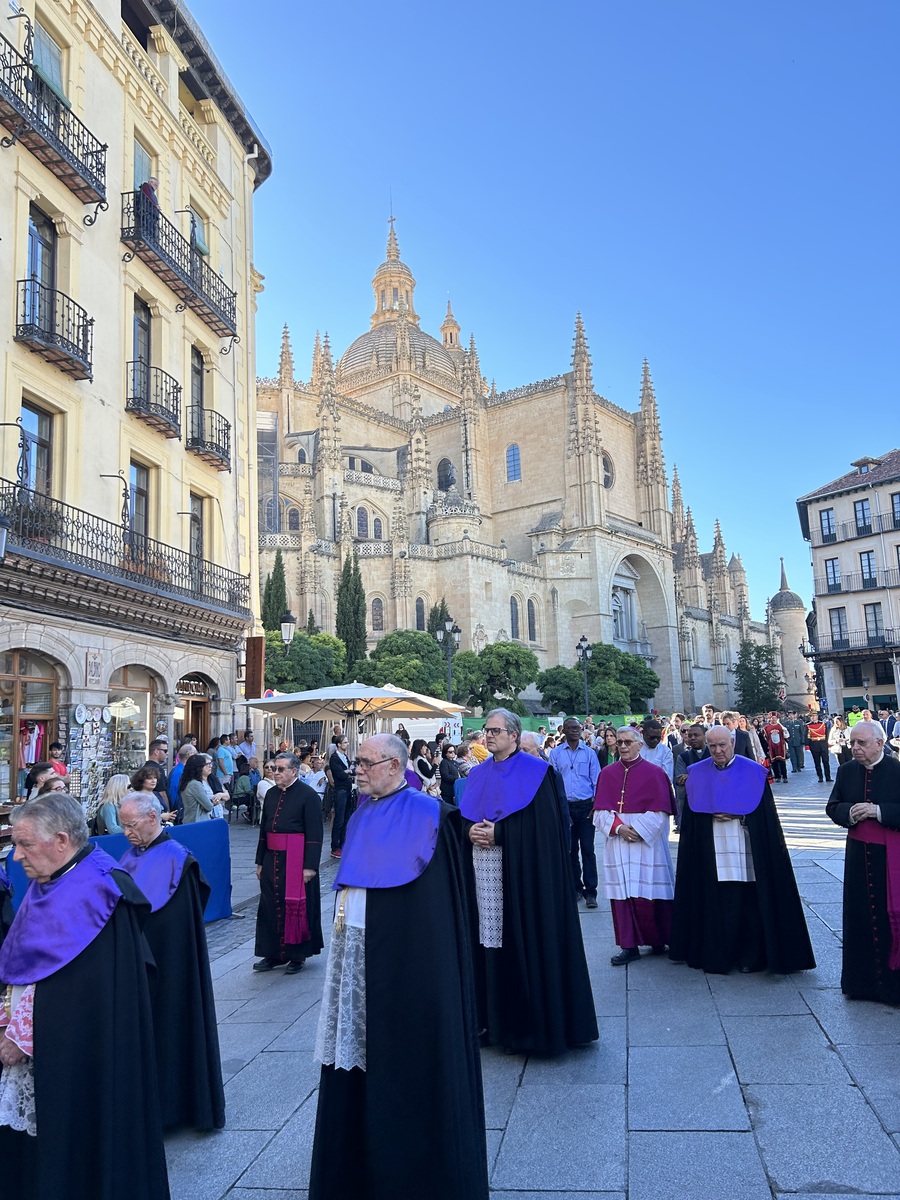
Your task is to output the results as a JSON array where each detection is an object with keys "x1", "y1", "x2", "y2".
[
  {"x1": 427, "y1": 597, "x2": 452, "y2": 638},
  {"x1": 305, "y1": 608, "x2": 320, "y2": 635},
  {"x1": 476, "y1": 642, "x2": 540, "y2": 715},
  {"x1": 335, "y1": 554, "x2": 367, "y2": 677},
  {"x1": 732, "y1": 640, "x2": 783, "y2": 714},
  {"x1": 263, "y1": 630, "x2": 347, "y2": 692},
  {"x1": 588, "y1": 678, "x2": 631, "y2": 715},
  {"x1": 449, "y1": 650, "x2": 487, "y2": 707},
  {"x1": 260, "y1": 549, "x2": 288, "y2": 631},
  {"x1": 536, "y1": 665, "x2": 584, "y2": 714},
  {"x1": 602, "y1": 649, "x2": 659, "y2": 711},
  {"x1": 354, "y1": 630, "x2": 445, "y2": 697}
]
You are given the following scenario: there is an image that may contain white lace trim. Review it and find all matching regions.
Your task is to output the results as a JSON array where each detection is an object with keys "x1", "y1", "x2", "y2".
[
  {"x1": 314, "y1": 888, "x2": 367, "y2": 1071},
  {"x1": 473, "y1": 844, "x2": 503, "y2": 948},
  {"x1": 0, "y1": 1061, "x2": 36, "y2": 1136}
]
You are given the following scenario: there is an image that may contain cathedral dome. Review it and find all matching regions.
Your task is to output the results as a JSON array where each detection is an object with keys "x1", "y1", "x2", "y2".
[{"x1": 337, "y1": 321, "x2": 459, "y2": 380}]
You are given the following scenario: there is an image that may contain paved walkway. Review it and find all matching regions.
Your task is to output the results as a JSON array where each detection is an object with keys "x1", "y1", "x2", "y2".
[{"x1": 166, "y1": 762, "x2": 900, "y2": 1199}]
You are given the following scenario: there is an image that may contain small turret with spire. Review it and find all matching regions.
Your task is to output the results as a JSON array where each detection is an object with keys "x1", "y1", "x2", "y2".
[
  {"x1": 441, "y1": 300, "x2": 462, "y2": 351},
  {"x1": 671, "y1": 464, "x2": 685, "y2": 543},
  {"x1": 278, "y1": 324, "x2": 294, "y2": 389},
  {"x1": 371, "y1": 217, "x2": 419, "y2": 328}
]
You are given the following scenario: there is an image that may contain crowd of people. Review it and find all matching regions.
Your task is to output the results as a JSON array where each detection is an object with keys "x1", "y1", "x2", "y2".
[{"x1": 3, "y1": 699, "x2": 900, "y2": 1199}]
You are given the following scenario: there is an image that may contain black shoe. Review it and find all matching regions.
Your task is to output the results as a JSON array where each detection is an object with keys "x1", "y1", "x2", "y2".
[
  {"x1": 650, "y1": 945, "x2": 668, "y2": 955},
  {"x1": 252, "y1": 958, "x2": 283, "y2": 972},
  {"x1": 610, "y1": 948, "x2": 640, "y2": 966},
  {"x1": 585, "y1": 897, "x2": 599, "y2": 909},
  {"x1": 284, "y1": 960, "x2": 305, "y2": 975}
]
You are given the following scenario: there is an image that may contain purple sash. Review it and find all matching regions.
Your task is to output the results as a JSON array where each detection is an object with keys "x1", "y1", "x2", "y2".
[
  {"x1": 459, "y1": 751, "x2": 547, "y2": 822},
  {"x1": 0, "y1": 846, "x2": 123, "y2": 984},
  {"x1": 334, "y1": 786, "x2": 440, "y2": 890},
  {"x1": 118, "y1": 838, "x2": 190, "y2": 913},
  {"x1": 686, "y1": 755, "x2": 768, "y2": 816}
]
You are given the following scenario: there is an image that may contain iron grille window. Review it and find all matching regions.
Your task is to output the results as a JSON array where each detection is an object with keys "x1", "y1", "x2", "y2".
[{"x1": 506, "y1": 444, "x2": 521, "y2": 483}]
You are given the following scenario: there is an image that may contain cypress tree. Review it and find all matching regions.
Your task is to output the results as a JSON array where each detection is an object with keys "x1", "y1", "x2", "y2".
[
  {"x1": 261, "y1": 549, "x2": 288, "y2": 631},
  {"x1": 336, "y1": 554, "x2": 367, "y2": 676}
]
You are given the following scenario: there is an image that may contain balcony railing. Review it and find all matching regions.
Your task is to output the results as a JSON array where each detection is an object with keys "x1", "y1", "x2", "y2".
[
  {"x1": 120, "y1": 192, "x2": 237, "y2": 336},
  {"x1": 186, "y1": 405, "x2": 231, "y2": 471},
  {"x1": 0, "y1": 32, "x2": 107, "y2": 208},
  {"x1": 126, "y1": 361, "x2": 181, "y2": 438},
  {"x1": 15, "y1": 279, "x2": 93, "y2": 380},
  {"x1": 814, "y1": 569, "x2": 900, "y2": 596},
  {"x1": 803, "y1": 628, "x2": 900, "y2": 656},
  {"x1": 0, "y1": 477, "x2": 249, "y2": 613},
  {"x1": 810, "y1": 511, "x2": 900, "y2": 547}
]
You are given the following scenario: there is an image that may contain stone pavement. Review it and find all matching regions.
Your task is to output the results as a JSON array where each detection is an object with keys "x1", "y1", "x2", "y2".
[{"x1": 166, "y1": 763, "x2": 900, "y2": 1199}]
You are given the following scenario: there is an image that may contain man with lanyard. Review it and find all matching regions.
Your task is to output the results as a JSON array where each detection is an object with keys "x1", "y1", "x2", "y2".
[
  {"x1": 117, "y1": 792, "x2": 224, "y2": 1132},
  {"x1": 254, "y1": 752, "x2": 323, "y2": 974},
  {"x1": 549, "y1": 718, "x2": 601, "y2": 908},
  {"x1": 805, "y1": 711, "x2": 832, "y2": 783}
]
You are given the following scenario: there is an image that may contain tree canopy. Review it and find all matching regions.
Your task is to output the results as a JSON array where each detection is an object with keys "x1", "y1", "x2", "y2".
[
  {"x1": 354, "y1": 630, "x2": 446, "y2": 697},
  {"x1": 335, "y1": 554, "x2": 367, "y2": 678},
  {"x1": 260, "y1": 549, "x2": 288, "y2": 632},
  {"x1": 732, "y1": 640, "x2": 783, "y2": 714},
  {"x1": 263, "y1": 630, "x2": 347, "y2": 693},
  {"x1": 537, "y1": 641, "x2": 658, "y2": 715},
  {"x1": 473, "y1": 642, "x2": 540, "y2": 715}
]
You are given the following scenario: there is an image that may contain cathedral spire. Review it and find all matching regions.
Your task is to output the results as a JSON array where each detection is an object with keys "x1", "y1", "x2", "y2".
[
  {"x1": 386, "y1": 216, "x2": 400, "y2": 262},
  {"x1": 640, "y1": 358, "x2": 661, "y2": 437},
  {"x1": 371, "y1": 218, "x2": 418, "y2": 328},
  {"x1": 684, "y1": 507, "x2": 699, "y2": 566},
  {"x1": 571, "y1": 312, "x2": 593, "y2": 392},
  {"x1": 468, "y1": 333, "x2": 482, "y2": 393},
  {"x1": 441, "y1": 299, "x2": 461, "y2": 350},
  {"x1": 780, "y1": 556, "x2": 789, "y2": 592},
  {"x1": 309, "y1": 330, "x2": 322, "y2": 390},
  {"x1": 671, "y1": 463, "x2": 685, "y2": 542},
  {"x1": 278, "y1": 324, "x2": 294, "y2": 388}
]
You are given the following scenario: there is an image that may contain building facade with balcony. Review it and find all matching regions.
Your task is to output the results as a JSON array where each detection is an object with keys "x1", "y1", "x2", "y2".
[
  {"x1": 257, "y1": 224, "x2": 791, "y2": 713},
  {"x1": 797, "y1": 452, "x2": 900, "y2": 713},
  {"x1": 0, "y1": 0, "x2": 271, "y2": 805}
]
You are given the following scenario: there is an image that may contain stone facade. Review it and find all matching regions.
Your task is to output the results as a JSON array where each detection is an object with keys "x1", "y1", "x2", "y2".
[{"x1": 258, "y1": 224, "x2": 791, "y2": 712}]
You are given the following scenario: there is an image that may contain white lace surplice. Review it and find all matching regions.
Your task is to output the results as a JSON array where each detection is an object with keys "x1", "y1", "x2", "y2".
[
  {"x1": 314, "y1": 887, "x2": 367, "y2": 1071},
  {"x1": 593, "y1": 811, "x2": 675, "y2": 901},
  {"x1": 0, "y1": 984, "x2": 36, "y2": 1137},
  {"x1": 473, "y1": 844, "x2": 503, "y2": 948},
  {"x1": 712, "y1": 818, "x2": 755, "y2": 882}
]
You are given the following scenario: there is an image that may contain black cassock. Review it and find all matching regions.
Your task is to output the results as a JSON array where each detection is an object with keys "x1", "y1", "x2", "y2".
[
  {"x1": 309, "y1": 804, "x2": 488, "y2": 1200},
  {"x1": 826, "y1": 756, "x2": 900, "y2": 1004},
  {"x1": 669, "y1": 783, "x2": 815, "y2": 975},
  {"x1": 255, "y1": 778, "x2": 324, "y2": 963},
  {"x1": 143, "y1": 849, "x2": 225, "y2": 1130},
  {"x1": 465, "y1": 770, "x2": 598, "y2": 1055},
  {"x1": 0, "y1": 869, "x2": 170, "y2": 1200}
]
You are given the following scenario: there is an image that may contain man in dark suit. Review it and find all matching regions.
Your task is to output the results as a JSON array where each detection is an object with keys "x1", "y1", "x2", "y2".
[
  {"x1": 673, "y1": 723, "x2": 709, "y2": 829},
  {"x1": 721, "y1": 711, "x2": 755, "y2": 761}
]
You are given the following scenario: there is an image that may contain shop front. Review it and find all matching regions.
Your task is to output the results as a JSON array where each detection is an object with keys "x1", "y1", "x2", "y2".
[{"x1": 0, "y1": 649, "x2": 61, "y2": 802}]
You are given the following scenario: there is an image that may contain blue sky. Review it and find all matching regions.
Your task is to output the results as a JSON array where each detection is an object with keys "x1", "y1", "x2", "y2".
[{"x1": 190, "y1": 0, "x2": 898, "y2": 620}]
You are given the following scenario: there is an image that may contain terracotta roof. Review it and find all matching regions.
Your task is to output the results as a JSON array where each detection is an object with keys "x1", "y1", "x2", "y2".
[{"x1": 797, "y1": 450, "x2": 900, "y2": 503}]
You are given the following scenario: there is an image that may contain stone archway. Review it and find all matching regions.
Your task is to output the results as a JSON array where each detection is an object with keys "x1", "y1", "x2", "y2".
[{"x1": 610, "y1": 553, "x2": 680, "y2": 710}]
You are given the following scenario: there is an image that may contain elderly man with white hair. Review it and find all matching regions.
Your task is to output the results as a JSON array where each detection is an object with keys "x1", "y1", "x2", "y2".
[
  {"x1": 118, "y1": 791, "x2": 224, "y2": 1131},
  {"x1": 0, "y1": 793, "x2": 170, "y2": 1199},
  {"x1": 827, "y1": 720, "x2": 900, "y2": 1003},
  {"x1": 309, "y1": 733, "x2": 488, "y2": 1200}
]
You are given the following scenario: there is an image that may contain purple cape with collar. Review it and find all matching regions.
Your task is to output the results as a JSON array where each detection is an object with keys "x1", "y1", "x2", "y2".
[
  {"x1": 0, "y1": 845, "x2": 124, "y2": 984},
  {"x1": 333, "y1": 785, "x2": 440, "y2": 890},
  {"x1": 459, "y1": 750, "x2": 548, "y2": 822},
  {"x1": 685, "y1": 754, "x2": 768, "y2": 816},
  {"x1": 404, "y1": 768, "x2": 423, "y2": 791},
  {"x1": 118, "y1": 834, "x2": 190, "y2": 912}
]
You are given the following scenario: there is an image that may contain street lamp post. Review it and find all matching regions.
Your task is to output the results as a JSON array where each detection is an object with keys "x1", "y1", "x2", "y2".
[
  {"x1": 436, "y1": 617, "x2": 461, "y2": 703},
  {"x1": 576, "y1": 634, "x2": 592, "y2": 719},
  {"x1": 280, "y1": 610, "x2": 296, "y2": 646}
]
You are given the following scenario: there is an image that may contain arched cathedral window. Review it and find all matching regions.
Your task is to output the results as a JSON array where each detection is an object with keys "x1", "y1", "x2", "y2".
[
  {"x1": 297, "y1": 447, "x2": 307, "y2": 464},
  {"x1": 287, "y1": 507, "x2": 300, "y2": 531},
  {"x1": 373, "y1": 517, "x2": 383, "y2": 540},
  {"x1": 357, "y1": 507, "x2": 369, "y2": 539},
  {"x1": 506, "y1": 444, "x2": 521, "y2": 483},
  {"x1": 415, "y1": 597, "x2": 426, "y2": 631},
  {"x1": 510, "y1": 597, "x2": 520, "y2": 640},
  {"x1": 527, "y1": 599, "x2": 537, "y2": 643},
  {"x1": 372, "y1": 598, "x2": 384, "y2": 632}
]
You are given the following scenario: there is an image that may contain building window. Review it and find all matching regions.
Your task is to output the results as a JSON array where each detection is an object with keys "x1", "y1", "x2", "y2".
[
  {"x1": 357, "y1": 507, "x2": 369, "y2": 539},
  {"x1": 415, "y1": 597, "x2": 426, "y2": 631},
  {"x1": 824, "y1": 558, "x2": 841, "y2": 592},
  {"x1": 188, "y1": 205, "x2": 210, "y2": 256},
  {"x1": 189, "y1": 492, "x2": 204, "y2": 559},
  {"x1": 20, "y1": 402, "x2": 53, "y2": 495},
  {"x1": 373, "y1": 517, "x2": 383, "y2": 540},
  {"x1": 191, "y1": 346, "x2": 204, "y2": 407},
  {"x1": 132, "y1": 297, "x2": 151, "y2": 396},
  {"x1": 510, "y1": 597, "x2": 520, "y2": 640},
  {"x1": 264, "y1": 497, "x2": 279, "y2": 533},
  {"x1": 820, "y1": 508, "x2": 836, "y2": 543},
  {"x1": 392, "y1": 287, "x2": 398, "y2": 307},
  {"x1": 864, "y1": 602, "x2": 884, "y2": 643},
  {"x1": 437, "y1": 458, "x2": 456, "y2": 491},
  {"x1": 297, "y1": 447, "x2": 307, "y2": 464},
  {"x1": 27, "y1": 204, "x2": 57, "y2": 305},
  {"x1": 892, "y1": 493, "x2": 900, "y2": 530},
  {"x1": 0, "y1": 649, "x2": 59, "y2": 802},
  {"x1": 602, "y1": 453, "x2": 614, "y2": 489},
  {"x1": 133, "y1": 138, "x2": 153, "y2": 193},
  {"x1": 360, "y1": 459, "x2": 374, "y2": 474},
  {"x1": 129, "y1": 461, "x2": 150, "y2": 540},
  {"x1": 829, "y1": 607, "x2": 848, "y2": 648},
  {"x1": 860, "y1": 550, "x2": 877, "y2": 588},
  {"x1": 843, "y1": 663, "x2": 863, "y2": 687},
  {"x1": 372, "y1": 597, "x2": 384, "y2": 632},
  {"x1": 527, "y1": 599, "x2": 537, "y2": 642},
  {"x1": 874, "y1": 660, "x2": 893, "y2": 685},
  {"x1": 287, "y1": 507, "x2": 300, "y2": 531},
  {"x1": 33, "y1": 21, "x2": 66, "y2": 102},
  {"x1": 506, "y1": 444, "x2": 521, "y2": 483},
  {"x1": 381, "y1": 289, "x2": 386, "y2": 310},
  {"x1": 854, "y1": 498, "x2": 872, "y2": 535}
]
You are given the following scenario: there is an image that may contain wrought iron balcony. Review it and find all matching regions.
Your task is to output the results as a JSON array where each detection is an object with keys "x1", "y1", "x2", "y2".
[
  {"x1": 0, "y1": 477, "x2": 249, "y2": 614},
  {"x1": 120, "y1": 192, "x2": 237, "y2": 336},
  {"x1": 814, "y1": 569, "x2": 900, "y2": 597},
  {"x1": 186, "y1": 405, "x2": 231, "y2": 471},
  {"x1": 126, "y1": 361, "x2": 181, "y2": 438},
  {"x1": 803, "y1": 628, "x2": 900, "y2": 656},
  {"x1": 15, "y1": 279, "x2": 93, "y2": 380},
  {"x1": 810, "y1": 511, "x2": 900, "y2": 547},
  {"x1": 0, "y1": 31, "x2": 107, "y2": 212}
]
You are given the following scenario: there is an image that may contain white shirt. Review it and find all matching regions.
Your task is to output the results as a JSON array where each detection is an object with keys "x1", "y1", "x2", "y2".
[
  {"x1": 307, "y1": 769, "x2": 327, "y2": 798},
  {"x1": 639, "y1": 742, "x2": 675, "y2": 780}
]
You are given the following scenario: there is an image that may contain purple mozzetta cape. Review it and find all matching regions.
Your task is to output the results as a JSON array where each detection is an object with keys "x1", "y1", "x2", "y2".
[
  {"x1": 404, "y1": 768, "x2": 423, "y2": 791},
  {"x1": 686, "y1": 754, "x2": 768, "y2": 816},
  {"x1": 593, "y1": 757, "x2": 676, "y2": 815},
  {"x1": 118, "y1": 834, "x2": 190, "y2": 912},
  {"x1": 334, "y1": 785, "x2": 441, "y2": 890},
  {"x1": 459, "y1": 751, "x2": 548, "y2": 822},
  {"x1": 0, "y1": 845, "x2": 124, "y2": 984}
]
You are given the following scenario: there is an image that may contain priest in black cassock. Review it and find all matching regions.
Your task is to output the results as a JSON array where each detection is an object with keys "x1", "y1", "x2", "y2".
[
  {"x1": 254, "y1": 751, "x2": 323, "y2": 973},
  {"x1": 118, "y1": 791, "x2": 225, "y2": 1131},
  {"x1": 309, "y1": 733, "x2": 488, "y2": 1200},
  {"x1": 0, "y1": 793, "x2": 170, "y2": 1200},
  {"x1": 462, "y1": 708, "x2": 598, "y2": 1055},
  {"x1": 670, "y1": 726, "x2": 815, "y2": 975},
  {"x1": 826, "y1": 720, "x2": 900, "y2": 1004}
]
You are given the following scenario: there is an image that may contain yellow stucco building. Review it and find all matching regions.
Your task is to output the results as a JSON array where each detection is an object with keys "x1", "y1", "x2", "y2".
[{"x1": 0, "y1": 0, "x2": 271, "y2": 804}]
